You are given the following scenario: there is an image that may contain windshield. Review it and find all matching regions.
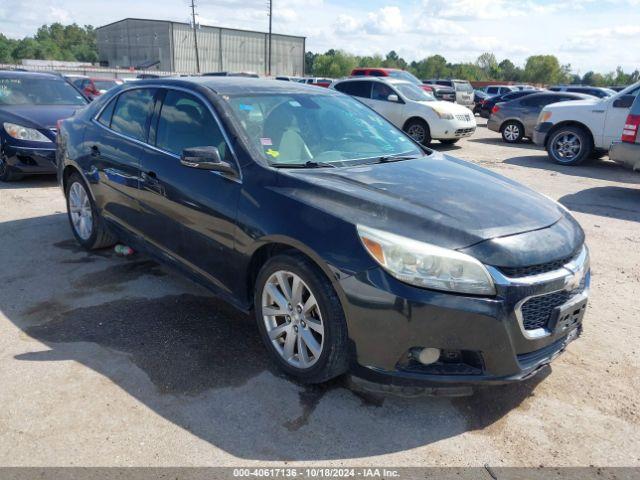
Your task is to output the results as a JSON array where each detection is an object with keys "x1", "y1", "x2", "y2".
[
  {"x1": 396, "y1": 83, "x2": 435, "y2": 102},
  {"x1": 387, "y1": 70, "x2": 422, "y2": 85},
  {"x1": 226, "y1": 93, "x2": 422, "y2": 166},
  {"x1": 0, "y1": 77, "x2": 87, "y2": 106},
  {"x1": 94, "y1": 80, "x2": 118, "y2": 91},
  {"x1": 453, "y1": 81, "x2": 473, "y2": 92}
]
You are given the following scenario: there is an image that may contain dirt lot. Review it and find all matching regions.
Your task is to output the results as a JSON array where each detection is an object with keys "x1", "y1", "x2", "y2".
[{"x1": 0, "y1": 121, "x2": 638, "y2": 467}]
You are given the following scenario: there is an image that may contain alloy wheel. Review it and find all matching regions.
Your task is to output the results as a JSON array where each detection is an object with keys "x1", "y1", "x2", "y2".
[
  {"x1": 407, "y1": 124, "x2": 426, "y2": 143},
  {"x1": 261, "y1": 270, "x2": 325, "y2": 369},
  {"x1": 552, "y1": 132, "x2": 582, "y2": 161},
  {"x1": 68, "y1": 182, "x2": 93, "y2": 240},
  {"x1": 503, "y1": 124, "x2": 521, "y2": 142}
]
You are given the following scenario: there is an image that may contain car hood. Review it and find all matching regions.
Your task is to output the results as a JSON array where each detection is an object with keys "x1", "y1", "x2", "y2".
[
  {"x1": 0, "y1": 104, "x2": 83, "y2": 129},
  {"x1": 276, "y1": 152, "x2": 573, "y2": 257},
  {"x1": 416, "y1": 100, "x2": 472, "y2": 115},
  {"x1": 544, "y1": 98, "x2": 600, "y2": 111}
]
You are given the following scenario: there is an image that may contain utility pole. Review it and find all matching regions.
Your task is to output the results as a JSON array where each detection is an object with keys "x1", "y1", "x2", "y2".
[
  {"x1": 190, "y1": 0, "x2": 200, "y2": 73},
  {"x1": 267, "y1": 0, "x2": 272, "y2": 76}
]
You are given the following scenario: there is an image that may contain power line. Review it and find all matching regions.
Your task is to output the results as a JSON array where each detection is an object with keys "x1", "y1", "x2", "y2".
[{"x1": 190, "y1": 0, "x2": 200, "y2": 73}]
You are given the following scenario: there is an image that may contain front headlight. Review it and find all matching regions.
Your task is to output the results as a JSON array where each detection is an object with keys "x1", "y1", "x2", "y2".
[
  {"x1": 357, "y1": 225, "x2": 496, "y2": 295},
  {"x1": 433, "y1": 110, "x2": 454, "y2": 120},
  {"x1": 3, "y1": 122, "x2": 51, "y2": 143}
]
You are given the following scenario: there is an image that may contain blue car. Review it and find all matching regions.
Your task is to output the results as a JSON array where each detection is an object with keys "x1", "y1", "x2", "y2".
[
  {"x1": 57, "y1": 77, "x2": 590, "y2": 389},
  {"x1": 0, "y1": 71, "x2": 87, "y2": 182}
]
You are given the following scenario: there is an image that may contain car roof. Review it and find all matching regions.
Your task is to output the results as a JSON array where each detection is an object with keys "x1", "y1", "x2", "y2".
[
  {"x1": 0, "y1": 70, "x2": 64, "y2": 80},
  {"x1": 515, "y1": 91, "x2": 592, "y2": 100},
  {"x1": 130, "y1": 76, "x2": 339, "y2": 95},
  {"x1": 336, "y1": 76, "x2": 411, "y2": 86},
  {"x1": 352, "y1": 67, "x2": 400, "y2": 72}
]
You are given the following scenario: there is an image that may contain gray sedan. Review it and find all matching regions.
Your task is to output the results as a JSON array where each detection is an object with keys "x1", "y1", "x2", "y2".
[{"x1": 488, "y1": 92, "x2": 590, "y2": 143}]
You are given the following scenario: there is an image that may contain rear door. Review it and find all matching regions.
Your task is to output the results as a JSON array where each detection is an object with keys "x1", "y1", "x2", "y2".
[
  {"x1": 87, "y1": 87, "x2": 157, "y2": 231},
  {"x1": 137, "y1": 88, "x2": 241, "y2": 292}
]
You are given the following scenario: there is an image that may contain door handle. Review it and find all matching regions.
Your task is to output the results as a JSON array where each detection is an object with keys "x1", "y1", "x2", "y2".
[{"x1": 142, "y1": 171, "x2": 165, "y2": 195}]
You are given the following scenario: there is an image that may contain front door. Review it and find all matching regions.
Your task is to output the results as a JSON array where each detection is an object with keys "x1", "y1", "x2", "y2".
[
  {"x1": 137, "y1": 88, "x2": 241, "y2": 294},
  {"x1": 364, "y1": 82, "x2": 404, "y2": 128}
]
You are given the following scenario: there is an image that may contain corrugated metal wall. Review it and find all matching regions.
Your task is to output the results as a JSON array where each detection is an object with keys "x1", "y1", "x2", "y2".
[
  {"x1": 97, "y1": 19, "x2": 172, "y2": 70},
  {"x1": 97, "y1": 19, "x2": 304, "y2": 75}
]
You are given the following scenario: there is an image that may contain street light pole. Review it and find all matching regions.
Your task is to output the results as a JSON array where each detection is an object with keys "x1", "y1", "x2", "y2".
[
  {"x1": 268, "y1": 0, "x2": 272, "y2": 76},
  {"x1": 191, "y1": 0, "x2": 200, "y2": 73}
]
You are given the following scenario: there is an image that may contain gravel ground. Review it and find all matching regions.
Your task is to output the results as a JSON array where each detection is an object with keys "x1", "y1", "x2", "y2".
[{"x1": 0, "y1": 121, "x2": 638, "y2": 467}]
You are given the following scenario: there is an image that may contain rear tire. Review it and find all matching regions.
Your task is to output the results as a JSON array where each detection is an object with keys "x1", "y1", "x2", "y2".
[
  {"x1": 547, "y1": 126, "x2": 593, "y2": 166},
  {"x1": 501, "y1": 121, "x2": 524, "y2": 143},
  {"x1": 254, "y1": 252, "x2": 349, "y2": 384},
  {"x1": 404, "y1": 119, "x2": 431, "y2": 145},
  {"x1": 65, "y1": 172, "x2": 117, "y2": 250}
]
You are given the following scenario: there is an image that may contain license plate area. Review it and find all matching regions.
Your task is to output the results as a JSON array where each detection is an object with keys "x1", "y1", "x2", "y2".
[{"x1": 551, "y1": 296, "x2": 587, "y2": 334}]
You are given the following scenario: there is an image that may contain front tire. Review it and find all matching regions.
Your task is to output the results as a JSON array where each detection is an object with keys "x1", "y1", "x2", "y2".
[
  {"x1": 404, "y1": 119, "x2": 431, "y2": 145},
  {"x1": 65, "y1": 172, "x2": 117, "y2": 250},
  {"x1": 501, "y1": 121, "x2": 524, "y2": 143},
  {"x1": 0, "y1": 155, "x2": 23, "y2": 182},
  {"x1": 547, "y1": 126, "x2": 593, "y2": 166},
  {"x1": 254, "y1": 253, "x2": 349, "y2": 384}
]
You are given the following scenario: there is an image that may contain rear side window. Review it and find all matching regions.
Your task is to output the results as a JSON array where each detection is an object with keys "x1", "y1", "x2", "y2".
[
  {"x1": 521, "y1": 95, "x2": 550, "y2": 107},
  {"x1": 97, "y1": 97, "x2": 117, "y2": 127},
  {"x1": 155, "y1": 90, "x2": 229, "y2": 158},
  {"x1": 111, "y1": 88, "x2": 156, "y2": 141},
  {"x1": 352, "y1": 70, "x2": 366, "y2": 76},
  {"x1": 334, "y1": 81, "x2": 372, "y2": 99}
]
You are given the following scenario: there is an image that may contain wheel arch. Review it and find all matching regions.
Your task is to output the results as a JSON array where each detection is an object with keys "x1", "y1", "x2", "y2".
[
  {"x1": 402, "y1": 116, "x2": 430, "y2": 132},
  {"x1": 500, "y1": 118, "x2": 525, "y2": 132},
  {"x1": 61, "y1": 164, "x2": 98, "y2": 203}
]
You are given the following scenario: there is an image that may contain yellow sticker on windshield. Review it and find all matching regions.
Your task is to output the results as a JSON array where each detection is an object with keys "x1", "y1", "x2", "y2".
[{"x1": 266, "y1": 149, "x2": 280, "y2": 158}]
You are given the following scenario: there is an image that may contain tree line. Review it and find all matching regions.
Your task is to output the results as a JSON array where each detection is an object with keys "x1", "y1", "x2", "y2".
[
  {"x1": 1, "y1": 23, "x2": 638, "y2": 87},
  {"x1": 306, "y1": 50, "x2": 639, "y2": 87},
  {"x1": 0, "y1": 24, "x2": 98, "y2": 64}
]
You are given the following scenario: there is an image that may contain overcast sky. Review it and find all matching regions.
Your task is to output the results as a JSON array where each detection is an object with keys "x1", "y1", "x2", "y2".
[{"x1": 0, "y1": 0, "x2": 638, "y2": 73}]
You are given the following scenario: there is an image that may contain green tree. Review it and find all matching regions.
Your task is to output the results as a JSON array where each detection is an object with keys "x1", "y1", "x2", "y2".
[
  {"x1": 476, "y1": 52, "x2": 498, "y2": 79},
  {"x1": 312, "y1": 50, "x2": 358, "y2": 78},
  {"x1": 524, "y1": 55, "x2": 566, "y2": 84}
]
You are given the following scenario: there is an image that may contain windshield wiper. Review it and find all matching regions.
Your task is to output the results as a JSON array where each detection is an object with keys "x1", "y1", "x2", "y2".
[
  {"x1": 271, "y1": 160, "x2": 337, "y2": 169},
  {"x1": 372, "y1": 154, "x2": 422, "y2": 164}
]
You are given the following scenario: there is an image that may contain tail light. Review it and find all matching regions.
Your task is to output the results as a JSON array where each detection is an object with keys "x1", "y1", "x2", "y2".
[
  {"x1": 622, "y1": 114, "x2": 640, "y2": 143},
  {"x1": 492, "y1": 105, "x2": 500, "y2": 114}
]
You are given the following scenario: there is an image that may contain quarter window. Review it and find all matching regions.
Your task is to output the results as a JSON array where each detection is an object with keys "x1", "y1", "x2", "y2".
[
  {"x1": 111, "y1": 88, "x2": 156, "y2": 142},
  {"x1": 97, "y1": 97, "x2": 117, "y2": 127},
  {"x1": 155, "y1": 90, "x2": 229, "y2": 158},
  {"x1": 334, "y1": 81, "x2": 372, "y2": 99}
]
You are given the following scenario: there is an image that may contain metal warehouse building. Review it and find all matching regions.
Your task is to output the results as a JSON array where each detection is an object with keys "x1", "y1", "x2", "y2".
[{"x1": 96, "y1": 18, "x2": 305, "y2": 76}]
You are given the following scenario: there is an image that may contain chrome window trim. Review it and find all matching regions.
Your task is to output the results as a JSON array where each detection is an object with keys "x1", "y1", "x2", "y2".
[
  {"x1": 91, "y1": 84, "x2": 242, "y2": 183},
  {"x1": 487, "y1": 245, "x2": 590, "y2": 340}
]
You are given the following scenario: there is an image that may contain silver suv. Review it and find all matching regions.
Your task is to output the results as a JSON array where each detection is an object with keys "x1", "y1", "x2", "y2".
[{"x1": 423, "y1": 79, "x2": 475, "y2": 109}]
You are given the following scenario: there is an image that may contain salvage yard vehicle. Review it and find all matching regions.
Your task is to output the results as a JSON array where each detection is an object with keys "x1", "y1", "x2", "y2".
[
  {"x1": 534, "y1": 82, "x2": 640, "y2": 165},
  {"x1": 609, "y1": 92, "x2": 640, "y2": 171},
  {"x1": 423, "y1": 79, "x2": 475, "y2": 109},
  {"x1": 57, "y1": 77, "x2": 590, "y2": 387},
  {"x1": 332, "y1": 77, "x2": 476, "y2": 145},
  {"x1": 0, "y1": 70, "x2": 88, "y2": 182},
  {"x1": 488, "y1": 92, "x2": 589, "y2": 143}
]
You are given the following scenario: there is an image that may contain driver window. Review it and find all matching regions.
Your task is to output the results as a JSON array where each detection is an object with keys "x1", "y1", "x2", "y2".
[
  {"x1": 156, "y1": 90, "x2": 229, "y2": 159},
  {"x1": 372, "y1": 82, "x2": 395, "y2": 102}
]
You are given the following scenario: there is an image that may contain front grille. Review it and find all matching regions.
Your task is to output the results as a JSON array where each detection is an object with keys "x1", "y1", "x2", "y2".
[
  {"x1": 455, "y1": 114, "x2": 471, "y2": 121},
  {"x1": 499, "y1": 251, "x2": 578, "y2": 278},
  {"x1": 454, "y1": 127, "x2": 475, "y2": 136},
  {"x1": 520, "y1": 276, "x2": 586, "y2": 331}
]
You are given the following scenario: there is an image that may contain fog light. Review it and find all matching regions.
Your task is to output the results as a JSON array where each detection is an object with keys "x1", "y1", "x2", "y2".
[{"x1": 417, "y1": 347, "x2": 441, "y2": 365}]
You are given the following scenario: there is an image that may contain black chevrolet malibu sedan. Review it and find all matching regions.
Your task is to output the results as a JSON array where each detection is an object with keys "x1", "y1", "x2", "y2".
[
  {"x1": 0, "y1": 71, "x2": 87, "y2": 181},
  {"x1": 57, "y1": 78, "x2": 590, "y2": 388}
]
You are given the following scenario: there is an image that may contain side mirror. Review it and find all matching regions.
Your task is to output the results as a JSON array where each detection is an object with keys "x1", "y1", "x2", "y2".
[
  {"x1": 613, "y1": 95, "x2": 635, "y2": 109},
  {"x1": 387, "y1": 94, "x2": 399, "y2": 103},
  {"x1": 180, "y1": 146, "x2": 236, "y2": 175}
]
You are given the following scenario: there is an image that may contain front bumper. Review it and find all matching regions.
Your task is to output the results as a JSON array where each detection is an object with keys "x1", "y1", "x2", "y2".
[
  {"x1": 533, "y1": 122, "x2": 554, "y2": 147},
  {"x1": 2, "y1": 143, "x2": 57, "y2": 174},
  {"x1": 340, "y1": 248, "x2": 590, "y2": 387},
  {"x1": 610, "y1": 141, "x2": 640, "y2": 171},
  {"x1": 431, "y1": 118, "x2": 476, "y2": 139}
]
